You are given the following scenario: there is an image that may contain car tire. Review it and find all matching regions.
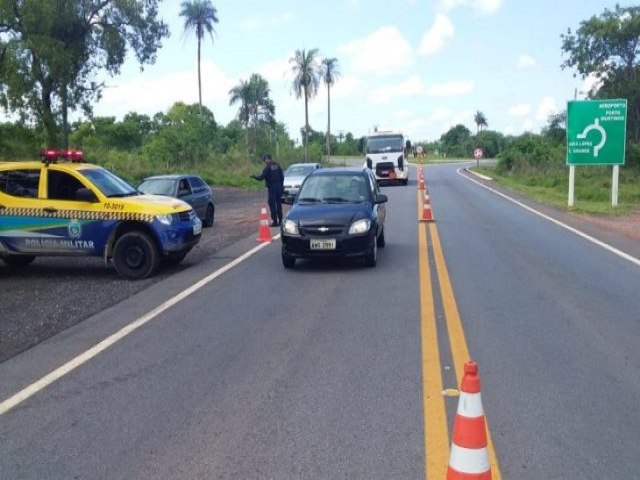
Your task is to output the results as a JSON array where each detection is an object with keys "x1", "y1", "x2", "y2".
[
  {"x1": 364, "y1": 238, "x2": 377, "y2": 267},
  {"x1": 113, "y1": 231, "x2": 159, "y2": 280},
  {"x1": 203, "y1": 204, "x2": 215, "y2": 228},
  {"x1": 376, "y1": 227, "x2": 386, "y2": 248},
  {"x1": 2, "y1": 255, "x2": 36, "y2": 268},
  {"x1": 282, "y1": 252, "x2": 296, "y2": 269},
  {"x1": 401, "y1": 178, "x2": 408, "y2": 186}
]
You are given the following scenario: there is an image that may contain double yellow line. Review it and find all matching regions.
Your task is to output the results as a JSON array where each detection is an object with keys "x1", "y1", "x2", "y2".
[{"x1": 417, "y1": 190, "x2": 502, "y2": 479}]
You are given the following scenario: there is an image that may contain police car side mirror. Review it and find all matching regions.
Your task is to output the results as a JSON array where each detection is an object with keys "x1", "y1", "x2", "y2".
[{"x1": 76, "y1": 187, "x2": 98, "y2": 203}]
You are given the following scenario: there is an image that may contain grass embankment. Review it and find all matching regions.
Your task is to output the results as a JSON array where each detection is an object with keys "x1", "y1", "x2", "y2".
[{"x1": 473, "y1": 163, "x2": 640, "y2": 215}]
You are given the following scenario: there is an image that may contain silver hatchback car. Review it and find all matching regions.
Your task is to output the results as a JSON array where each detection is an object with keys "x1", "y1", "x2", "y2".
[{"x1": 282, "y1": 162, "x2": 322, "y2": 199}]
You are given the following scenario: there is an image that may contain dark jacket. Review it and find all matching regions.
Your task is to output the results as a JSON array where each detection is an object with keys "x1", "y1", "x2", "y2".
[{"x1": 253, "y1": 162, "x2": 284, "y2": 189}]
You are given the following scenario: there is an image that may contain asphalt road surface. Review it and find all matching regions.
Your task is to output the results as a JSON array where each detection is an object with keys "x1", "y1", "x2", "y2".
[{"x1": 1, "y1": 163, "x2": 639, "y2": 479}]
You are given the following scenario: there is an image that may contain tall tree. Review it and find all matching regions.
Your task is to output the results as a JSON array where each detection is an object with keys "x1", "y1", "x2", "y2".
[
  {"x1": 229, "y1": 73, "x2": 275, "y2": 154},
  {"x1": 180, "y1": 0, "x2": 219, "y2": 116},
  {"x1": 290, "y1": 48, "x2": 321, "y2": 161},
  {"x1": 474, "y1": 111, "x2": 488, "y2": 134},
  {"x1": 561, "y1": 5, "x2": 640, "y2": 141},
  {"x1": 321, "y1": 57, "x2": 340, "y2": 158},
  {"x1": 0, "y1": 0, "x2": 168, "y2": 147}
]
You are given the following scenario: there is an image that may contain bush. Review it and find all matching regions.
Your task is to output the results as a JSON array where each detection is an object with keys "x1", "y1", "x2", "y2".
[{"x1": 496, "y1": 134, "x2": 565, "y2": 175}]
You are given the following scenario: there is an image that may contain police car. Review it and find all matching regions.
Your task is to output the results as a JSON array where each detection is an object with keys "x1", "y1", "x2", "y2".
[{"x1": 0, "y1": 149, "x2": 202, "y2": 279}]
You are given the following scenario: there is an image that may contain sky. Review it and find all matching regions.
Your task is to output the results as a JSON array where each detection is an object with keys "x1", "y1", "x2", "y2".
[{"x1": 9, "y1": 0, "x2": 632, "y2": 144}]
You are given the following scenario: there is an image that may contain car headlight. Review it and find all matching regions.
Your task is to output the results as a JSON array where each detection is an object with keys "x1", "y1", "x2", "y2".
[
  {"x1": 282, "y1": 219, "x2": 299, "y2": 235},
  {"x1": 349, "y1": 219, "x2": 371, "y2": 234},
  {"x1": 156, "y1": 213, "x2": 174, "y2": 225}
]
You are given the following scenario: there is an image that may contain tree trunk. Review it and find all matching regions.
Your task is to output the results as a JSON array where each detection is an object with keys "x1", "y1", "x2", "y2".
[
  {"x1": 61, "y1": 82, "x2": 69, "y2": 149},
  {"x1": 41, "y1": 83, "x2": 58, "y2": 147},
  {"x1": 304, "y1": 87, "x2": 309, "y2": 162},
  {"x1": 197, "y1": 37, "x2": 202, "y2": 117},
  {"x1": 326, "y1": 85, "x2": 331, "y2": 158}
]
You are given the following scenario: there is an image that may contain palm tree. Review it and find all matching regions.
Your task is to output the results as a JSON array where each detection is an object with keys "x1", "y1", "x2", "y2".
[
  {"x1": 290, "y1": 48, "x2": 321, "y2": 161},
  {"x1": 180, "y1": 0, "x2": 219, "y2": 116},
  {"x1": 474, "y1": 110, "x2": 488, "y2": 133},
  {"x1": 229, "y1": 73, "x2": 275, "y2": 154},
  {"x1": 321, "y1": 57, "x2": 340, "y2": 158}
]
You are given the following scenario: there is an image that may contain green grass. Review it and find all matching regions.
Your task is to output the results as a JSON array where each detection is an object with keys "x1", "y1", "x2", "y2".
[{"x1": 474, "y1": 165, "x2": 640, "y2": 215}]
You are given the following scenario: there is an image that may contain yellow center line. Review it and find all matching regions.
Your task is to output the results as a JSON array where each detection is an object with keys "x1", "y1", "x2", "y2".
[
  {"x1": 429, "y1": 222, "x2": 503, "y2": 479},
  {"x1": 418, "y1": 190, "x2": 449, "y2": 479}
]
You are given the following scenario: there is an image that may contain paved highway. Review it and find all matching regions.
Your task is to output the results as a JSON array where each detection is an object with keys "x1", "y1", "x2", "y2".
[{"x1": 1, "y1": 162, "x2": 638, "y2": 479}]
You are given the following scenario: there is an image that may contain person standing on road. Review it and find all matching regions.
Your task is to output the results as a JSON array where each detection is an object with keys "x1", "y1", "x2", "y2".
[{"x1": 250, "y1": 153, "x2": 284, "y2": 226}]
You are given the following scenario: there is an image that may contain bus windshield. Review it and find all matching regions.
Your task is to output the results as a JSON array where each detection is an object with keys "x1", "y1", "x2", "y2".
[{"x1": 366, "y1": 135, "x2": 404, "y2": 154}]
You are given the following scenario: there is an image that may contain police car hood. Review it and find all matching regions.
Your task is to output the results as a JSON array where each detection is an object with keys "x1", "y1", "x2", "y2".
[{"x1": 108, "y1": 194, "x2": 191, "y2": 214}]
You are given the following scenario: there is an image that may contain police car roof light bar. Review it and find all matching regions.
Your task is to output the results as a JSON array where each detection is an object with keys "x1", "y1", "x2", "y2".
[{"x1": 39, "y1": 148, "x2": 84, "y2": 165}]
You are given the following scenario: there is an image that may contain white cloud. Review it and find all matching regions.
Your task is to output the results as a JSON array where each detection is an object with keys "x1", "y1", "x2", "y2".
[
  {"x1": 94, "y1": 60, "x2": 234, "y2": 120},
  {"x1": 438, "y1": 0, "x2": 503, "y2": 14},
  {"x1": 338, "y1": 26, "x2": 413, "y2": 76},
  {"x1": 429, "y1": 107, "x2": 454, "y2": 122},
  {"x1": 537, "y1": 96, "x2": 557, "y2": 121},
  {"x1": 521, "y1": 119, "x2": 534, "y2": 132},
  {"x1": 508, "y1": 103, "x2": 531, "y2": 117},
  {"x1": 419, "y1": 14, "x2": 454, "y2": 56},
  {"x1": 369, "y1": 75, "x2": 424, "y2": 104},
  {"x1": 517, "y1": 54, "x2": 536, "y2": 69},
  {"x1": 257, "y1": 55, "x2": 293, "y2": 85},
  {"x1": 580, "y1": 73, "x2": 601, "y2": 96},
  {"x1": 425, "y1": 80, "x2": 474, "y2": 97}
]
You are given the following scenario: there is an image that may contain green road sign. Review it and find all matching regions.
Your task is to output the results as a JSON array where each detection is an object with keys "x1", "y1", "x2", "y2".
[{"x1": 566, "y1": 99, "x2": 627, "y2": 165}]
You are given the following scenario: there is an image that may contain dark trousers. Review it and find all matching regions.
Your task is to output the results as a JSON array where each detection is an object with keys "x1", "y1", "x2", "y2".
[{"x1": 267, "y1": 186, "x2": 283, "y2": 223}]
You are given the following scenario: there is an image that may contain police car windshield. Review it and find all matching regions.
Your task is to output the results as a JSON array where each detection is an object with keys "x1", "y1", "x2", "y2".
[{"x1": 80, "y1": 167, "x2": 138, "y2": 198}]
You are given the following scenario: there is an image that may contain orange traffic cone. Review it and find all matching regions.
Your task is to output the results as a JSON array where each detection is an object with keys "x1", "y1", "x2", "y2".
[
  {"x1": 256, "y1": 203, "x2": 272, "y2": 243},
  {"x1": 447, "y1": 360, "x2": 492, "y2": 480},
  {"x1": 420, "y1": 193, "x2": 434, "y2": 222},
  {"x1": 418, "y1": 169, "x2": 425, "y2": 190}
]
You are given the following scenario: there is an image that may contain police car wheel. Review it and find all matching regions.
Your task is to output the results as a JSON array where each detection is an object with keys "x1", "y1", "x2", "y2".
[
  {"x1": 113, "y1": 231, "x2": 159, "y2": 280},
  {"x1": 2, "y1": 255, "x2": 36, "y2": 268}
]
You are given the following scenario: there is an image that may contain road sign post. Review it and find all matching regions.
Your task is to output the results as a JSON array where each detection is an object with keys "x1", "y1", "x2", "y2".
[
  {"x1": 566, "y1": 99, "x2": 627, "y2": 207},
  {"x1": 473, "y1": 147, "x2": 483, "y2": 168}
]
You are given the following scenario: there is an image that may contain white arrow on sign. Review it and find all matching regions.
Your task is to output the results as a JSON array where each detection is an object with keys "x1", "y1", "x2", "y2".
[{"x1": 577, "y1": 118, "x2": 607, "y2": 157}]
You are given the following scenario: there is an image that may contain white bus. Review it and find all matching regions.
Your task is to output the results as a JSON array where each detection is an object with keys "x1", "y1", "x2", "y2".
[{"x1": 363, "y1": 131, "x2": 409, "y2": 185}]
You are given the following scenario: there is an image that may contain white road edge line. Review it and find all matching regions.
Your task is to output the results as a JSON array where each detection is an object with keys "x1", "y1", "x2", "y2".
[
  {"x1": 459, "y1": 168, "x2": 640, "y2": 267},
  {"x1": 0, "y1": 237, "x2": 279, "y2": 417}
]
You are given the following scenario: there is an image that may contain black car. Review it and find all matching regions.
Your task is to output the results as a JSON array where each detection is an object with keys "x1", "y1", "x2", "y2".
[
  {"x1": 137, "y1": 174, "x2": 215, "y2": 227},
  {"x1": 280, "y1": 167, "x2": 387, "y2": 268}
]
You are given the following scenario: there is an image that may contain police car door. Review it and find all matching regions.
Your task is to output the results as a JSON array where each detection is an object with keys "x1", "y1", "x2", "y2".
[{"x1": 43, "y1": 168, "x2": 103, "y2": 255}]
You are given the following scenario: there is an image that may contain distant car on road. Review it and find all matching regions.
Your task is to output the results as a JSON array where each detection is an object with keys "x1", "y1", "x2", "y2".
[
  {"x1": 138, "y1": 174, "x2": 215, "y2": 228},
  {"x1": 282, "y1": 162, "x2": 322, "y2": 199},
  {"x1": 280, "y1": 167, "x2": 387, "y2": 268}
]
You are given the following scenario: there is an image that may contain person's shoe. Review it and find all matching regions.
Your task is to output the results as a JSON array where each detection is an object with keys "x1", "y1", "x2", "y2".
[{"x1": 270, "y1": 221, "x2": 278, "y2": 227}]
